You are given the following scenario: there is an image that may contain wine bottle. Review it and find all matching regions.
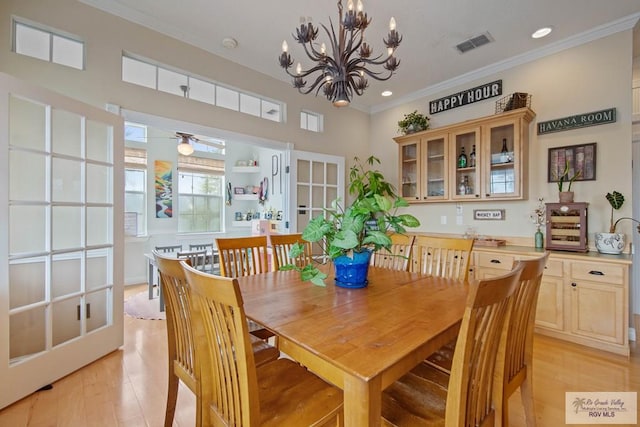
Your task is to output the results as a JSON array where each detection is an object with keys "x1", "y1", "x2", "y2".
[
  {"x1": 500, "y1": 138, "x2": 509, "y2": 163},
  {"x1": 469, "y1": 144, "x2": 476, "y2": 167},
  {"x1": 457, "y1": 146, "x2": 467, "y2": 168}
]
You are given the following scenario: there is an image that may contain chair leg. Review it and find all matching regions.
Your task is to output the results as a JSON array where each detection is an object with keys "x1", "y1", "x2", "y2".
[
  {"x1": 164, "y1": 373, "x2": 179, "y2": 427},
  {"x1": 521, "y1": 376, "x2": 537, "y2": 427}
]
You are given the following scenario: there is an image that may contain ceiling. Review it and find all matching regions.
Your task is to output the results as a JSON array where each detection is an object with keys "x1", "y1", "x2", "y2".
[{"x1": 81, "y1": 0, "x2": 640, "y2": 112}]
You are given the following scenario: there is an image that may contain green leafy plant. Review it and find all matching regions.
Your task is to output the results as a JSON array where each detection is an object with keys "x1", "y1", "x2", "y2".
[
  {"x1": 556, "y1": 160, "x2": 581, "y2": 192},
  {"x1": 283, "y1": 156, "x2": 420, "y2": 286},
  {"x1": 605, "y1": 191, "x2": 640, "y2": 233},
  {"x1": 397, "y1": 110, "x2": 429, "y2": 135}
]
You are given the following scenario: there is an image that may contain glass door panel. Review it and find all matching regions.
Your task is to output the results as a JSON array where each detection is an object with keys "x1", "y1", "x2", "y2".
[
  {"x1": 52, "y1": 297, "x2": 82, "y2": 347},
  {"x1": 488, "y1": 123, "x2": 517, "y2": 197},
  {"x1": 424, "y1": 136, "x2": 447, "y2": 200},
  {"x1": 10, "y1": 307, "x2": 46, "y2": 360},
  {"x1": 399, "y1": 142, "x2": 419, "y2": 201},
  {"x1": 452, "y1": 128, "x2": 479, "y2": 199}
]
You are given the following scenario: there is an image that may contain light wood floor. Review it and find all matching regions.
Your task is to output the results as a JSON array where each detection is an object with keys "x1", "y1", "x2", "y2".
[{"x1": 1, "y1": 284, "x2": 639, "y2": 426}]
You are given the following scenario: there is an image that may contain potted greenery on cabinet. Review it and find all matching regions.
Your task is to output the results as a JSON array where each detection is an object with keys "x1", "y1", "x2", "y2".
[
  {"x1": 284, "y1": 156, "x2": 420, "y2": 287},
  {"x1": 595, "y1": 191, "x2": 640, "y2": 254},
  {"x1": 397, "y1": 110, "x2": 430, "y2": 135}
]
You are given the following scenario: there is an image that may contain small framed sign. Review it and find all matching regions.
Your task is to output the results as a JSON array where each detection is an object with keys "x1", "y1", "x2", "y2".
[{"x1": 473, "y1": 209, "x2": 505, "y2": 220}]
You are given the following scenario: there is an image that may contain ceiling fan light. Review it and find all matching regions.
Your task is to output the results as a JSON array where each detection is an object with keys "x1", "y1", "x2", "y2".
[{"x1": 177, "y1": 139, "x2": 194, "y2": 155}]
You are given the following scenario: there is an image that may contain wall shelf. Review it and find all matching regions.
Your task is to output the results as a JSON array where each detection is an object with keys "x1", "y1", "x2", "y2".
[
  {"x1": 232, "y1": 166, "x2": 260, "y2": 173},
  {"x1": 234, "y1": 194, "x2": 259, "y2": 201}
]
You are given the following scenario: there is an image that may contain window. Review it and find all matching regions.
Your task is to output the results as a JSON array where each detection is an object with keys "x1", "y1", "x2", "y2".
[
  {"x1": 124, "y1": 147, "x2": 148, "y2": 236},
  {"x1": 178, "y1": 155, "x2": 225, "y2": 233},
  {"x1": 13, "y1": 20, "x2": 84, "y2": 70},
  {"x1": 121, "y1": 54, "x2": 284, "y2": 123},
  {"x1": 124, "y1": 122, "x2": 147, "y2": 143},
  {"x1": 300, "y1": 110, "x2": 323, "y2": 132}
]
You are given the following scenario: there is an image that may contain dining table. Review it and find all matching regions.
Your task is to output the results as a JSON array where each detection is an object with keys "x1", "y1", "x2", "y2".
[{"x1": 237, "y1": 264, "x2": 469, "y2": 427}]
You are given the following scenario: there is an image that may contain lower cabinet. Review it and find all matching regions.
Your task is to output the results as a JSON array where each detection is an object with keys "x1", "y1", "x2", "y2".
[{"x1": 471, "y1": 247, "x2": 630, "y2": 356}]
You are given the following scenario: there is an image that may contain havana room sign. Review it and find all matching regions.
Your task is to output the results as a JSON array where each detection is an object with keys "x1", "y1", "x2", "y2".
[
  {"x1": 429, "y1": 80, "x2": 502, "y2": 114},
  {"x1": 537, "y1": 108, "x2": 616, "y2": 135}
]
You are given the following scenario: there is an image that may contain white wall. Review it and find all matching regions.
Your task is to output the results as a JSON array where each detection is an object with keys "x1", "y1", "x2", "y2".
[{"x1": 371, "y1": 31, "x2": 634, "y2": 243}]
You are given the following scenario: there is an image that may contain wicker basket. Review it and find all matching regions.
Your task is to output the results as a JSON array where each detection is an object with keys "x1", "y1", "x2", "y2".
[{"x1": 495, "y1": 92, "x2": 531, "y2": 114}]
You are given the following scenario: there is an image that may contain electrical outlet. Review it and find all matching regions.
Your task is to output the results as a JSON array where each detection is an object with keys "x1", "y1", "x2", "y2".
[{"x1": 440, "y1": 215, "x2": 447, "y2": 225}]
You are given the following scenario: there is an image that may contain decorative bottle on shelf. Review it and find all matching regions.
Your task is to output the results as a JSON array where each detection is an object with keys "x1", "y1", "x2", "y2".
[
  {"x1": 500, "y1": 138, "x2": 509, "y2": 163},
  {"x1": 458, "y1": 178, "x2": 466, "y2": 195},
  {"x1": 457, "y1": 146, "x2": 467, "y2": 168},
  {"x1": 469, "y1": 144, "x2": 476, "y2": 167},
  {"x1": 535, "y1": 227, "x2": 544, "y2": 249}
]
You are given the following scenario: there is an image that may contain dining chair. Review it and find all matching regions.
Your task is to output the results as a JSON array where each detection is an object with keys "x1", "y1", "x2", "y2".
[
  {"x1": 215, "y1": 235, "x2": 273, "y2": 341},
  {"x1": 177, "y1": 250, "x2": 208, "y2": 271},
  {"x1": 188, "y1": 243, "x2": 218, "y2": 273},
  {"x1": 369, "y1": 233, "x2": 415, "y2": 271},
  {"x1": 154, "y1": 252, "x2": 280, "y2": 427},
  {"x1": 270, "y1": 233, "x2": 313, "y2": 271},
  {"x1": 411, "y1": 235, "x2": 474, "y2": 281},
  {"x1": 382, "y1": 262, "x2": 523, "y2": 427},
  {"x1": 495, "y1": 253, "x2": 549, "y2": 427},
  {"x1": 215, "y1": 235, "x2": 270, "y2": 277},
  {"x1": 181, "y1": 261, "x2": 344, "y2": 426},
  {"x1": 150, "y1": 244, "x2": 184, "y2": 301}
]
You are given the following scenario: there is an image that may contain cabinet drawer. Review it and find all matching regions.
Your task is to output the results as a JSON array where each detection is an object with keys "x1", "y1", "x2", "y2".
[
  {"x1": 476, "y1": 252, "x2": 515, "y2": 270},
  {"x1": 543, "y1": 259, "x2": 564, "y2": 277},
  {"x1": 571, "y1": 262, "x2": 624, "y2": 285}
]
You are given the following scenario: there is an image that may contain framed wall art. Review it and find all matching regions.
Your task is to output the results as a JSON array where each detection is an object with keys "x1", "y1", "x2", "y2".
[{"x1": 547, "y1": 142, "x2": 596, "y2": 183}]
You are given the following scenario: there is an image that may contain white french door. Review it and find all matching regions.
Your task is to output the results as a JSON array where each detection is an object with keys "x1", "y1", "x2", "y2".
[
  {"x1": 0, "y1": 73, "x2": 124, "y2": 409},
  {"x1": 289, "y1": 150, "x2": 345, "y2": 240}
]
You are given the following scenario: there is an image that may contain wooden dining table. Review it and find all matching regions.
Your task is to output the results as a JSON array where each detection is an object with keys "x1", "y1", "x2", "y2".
[{"x1": 237, "y1": 264, "x2": 469, "y2": 426}]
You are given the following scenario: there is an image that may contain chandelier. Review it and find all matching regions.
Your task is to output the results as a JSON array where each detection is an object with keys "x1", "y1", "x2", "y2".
[{"x1": 279, "y1": 0, "x2": 402, "y2": 107}]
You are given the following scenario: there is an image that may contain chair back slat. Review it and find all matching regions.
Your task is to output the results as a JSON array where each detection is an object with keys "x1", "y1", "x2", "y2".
[
  {"x1": 270, "y1": 233, "x2": 313, "y2": 271},
  {"x1": 216, "y1": 236, "x2": 269, "y2": 278},
  {"x1": 445, "y1": 262, "x2": 523, "y2": 427},
  {"x1": 182, "y1": 262, "x2": 261, "y2": 426},
  {"x1": 370, "y1": 233, "x2": 415, "y2": 271},
  {"x1": 412, "y1": 235, "x2": 474, "y2": 281},
  {"x1": 177, "y1": 250, "x2": 208, "y2": 271}
]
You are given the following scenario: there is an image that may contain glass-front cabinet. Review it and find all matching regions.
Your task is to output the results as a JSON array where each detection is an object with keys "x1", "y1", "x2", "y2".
[
  {"x1": 398, "y1": 133, "x2": 449, "y2": 202},
  {"x1": 394, "y1": 108, "x2": 535, "y2": 203}
]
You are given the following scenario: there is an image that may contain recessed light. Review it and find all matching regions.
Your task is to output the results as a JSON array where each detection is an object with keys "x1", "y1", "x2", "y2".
[
  {"x1": 381, "y1": 90, "x2": 393, "y2": 97},
  {"x1": 531, "y1": 27, "x2": 552, "y2": 39},
  {"x1": 222, "y1": 37, "x2": 238, "y2": 49}
]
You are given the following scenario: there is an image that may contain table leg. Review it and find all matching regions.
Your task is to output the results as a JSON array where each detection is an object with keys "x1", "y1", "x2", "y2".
[
  {"x1": 343, "y1": 374, "x2": 382, "y2": 427},
  {"x1": 148, "y1": 258, "x2": 154, "y2": 299}
]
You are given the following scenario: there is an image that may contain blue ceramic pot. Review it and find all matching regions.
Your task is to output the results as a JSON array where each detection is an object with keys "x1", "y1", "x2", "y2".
[{"x1": 333, "y1": 250, "x2": 372, "y2": 289}]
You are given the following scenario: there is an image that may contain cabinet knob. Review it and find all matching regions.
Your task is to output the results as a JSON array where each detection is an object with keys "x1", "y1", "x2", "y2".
[
  {"x1": 588, "y1": 270, "x2": 604, "y2": 276},
  {"x1": 485, "y1": 194, "x2": 490, "y2": 197},
  {"x1": 490, "y1": 259, "x2": 501, "y2": 264},
  {"x1": 571, "y1": 282, "x2": 577, "y2": 287}
]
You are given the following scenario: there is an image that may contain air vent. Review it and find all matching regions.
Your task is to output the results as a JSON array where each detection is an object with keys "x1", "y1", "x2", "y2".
[{"x1": 456, "y1": 32, "x2": 493, "y2": 53}]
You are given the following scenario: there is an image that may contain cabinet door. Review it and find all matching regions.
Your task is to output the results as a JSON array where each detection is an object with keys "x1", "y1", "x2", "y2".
[
  {"x1": 451, "y1": 127, "x2": 480, "y2": 200},
  {"x1": 399, "y1": 140, "x2": 420, "y2": 202},
  {"x1": 483, "y1": 118, "x2": 523, "y2": 199},
  {"x1": 421, "y1": 133, "x2": 448, "y2": 201},
  {"x1": 569, "y1": 280, "x2": 624, "y2": 345},
  {"x1": 535, "y1": 274, "x2": 565, "y2": 331}
]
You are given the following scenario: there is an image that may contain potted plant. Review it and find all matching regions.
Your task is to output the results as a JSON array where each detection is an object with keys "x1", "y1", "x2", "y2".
[
  {"x1": 595, "y1": 191, "x2": 640, "y2": 254},
  {"x1": 283, "y1": 156, "x2": 420, "y2": 287},
  {"x1": 398, "y1": 110, "x2": 430, "y2": 135},
  {"x1": 555, "y1": 159, "x2": 581, "y2": 203}
]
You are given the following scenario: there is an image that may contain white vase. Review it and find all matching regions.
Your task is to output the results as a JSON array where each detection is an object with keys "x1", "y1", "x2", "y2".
[{"x1": 594, "y1": 232, "x2": 625, "y2": 254}]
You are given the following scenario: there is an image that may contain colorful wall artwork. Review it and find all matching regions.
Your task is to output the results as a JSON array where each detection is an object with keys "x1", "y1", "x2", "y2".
[{"x1": 154, "y1": 160, "x2": 173, "y2": 218}]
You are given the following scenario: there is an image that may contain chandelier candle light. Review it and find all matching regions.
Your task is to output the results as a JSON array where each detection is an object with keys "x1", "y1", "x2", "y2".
[{"x1": 279, "y1": 0, "x2": 402, "y2": 107}]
